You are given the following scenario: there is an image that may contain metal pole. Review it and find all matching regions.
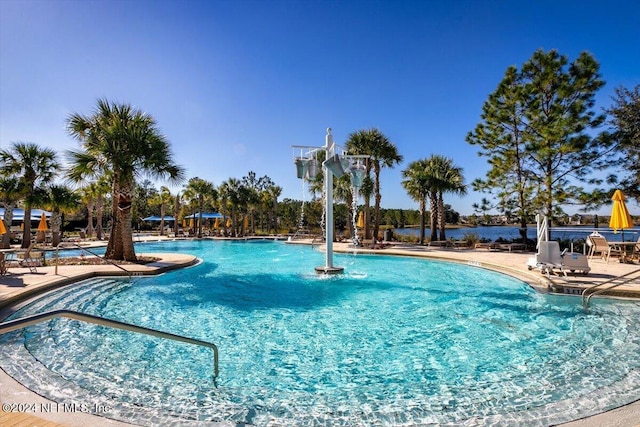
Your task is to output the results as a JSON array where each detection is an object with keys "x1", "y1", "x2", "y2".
[
  {"x1": 314, "y1": 128, "x2": 343, "y2": 274},
  {"x1": 325, "y1": 128, "x2": 334, "y2": 269}
]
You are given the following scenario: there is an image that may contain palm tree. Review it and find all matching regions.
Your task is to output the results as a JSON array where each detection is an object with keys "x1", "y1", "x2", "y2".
[
  {"x1": 334, "y1": 173, "x2": 357, "y2": 241},
  {"x1": 0, "y1": 176, "x2": 23, "y2": 248},
  {"x1": 78, "y1": 178, "x2": 110, "y2": 239},
  {"x1": 149, "y1": 186, "x2": 174, "y2": 236},
  {"x1": 173, "y1": 191, "x2": 182, "y2": 236},
  {"x1": 346, "y1": 128, "x2": 402, "y2": 245},
  {"x1": 402, "y1": 159, "x2": 431, "y2": 245},
  {"x1": 418, "y1": 155, "x2": 467, "y2": 241},
  {"x1": 219, "y1": 178, "x2": 247, "y2": 237},
  {"x1": 267, "y1": 184, "x2": 282, "y2": 233},
  {"x1": 242, "y1": 172, "x2": 261, "y2": 235},
  {"x1": 66, "y1": 99, "x2": 184, "y2": 261},
  {"x1": 433, "y1": 157, "x2": 466, "y2": 240},
  {"x1": 183, "y1": 177, "x2": 216, "y2": 238},
  {"x1": 42, "y1": 185, "x2": 81, "y2": 246},
  {"x1": 0, "y1": 142, "x2": 60, "y2": 248},
  {"x1": 345, "y1": 130, "x2": 374, "y2": 240}
]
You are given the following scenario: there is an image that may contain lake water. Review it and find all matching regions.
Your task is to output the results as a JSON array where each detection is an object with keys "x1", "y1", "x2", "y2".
[{"x1": 394, "y1": 225, "x2": 640, "y2": 243}]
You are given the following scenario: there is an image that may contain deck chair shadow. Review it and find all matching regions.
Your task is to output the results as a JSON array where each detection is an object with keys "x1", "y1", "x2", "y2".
[
  {"x1": 14, "y1": 242, "x2": 45, "y2": 273},
  {"x1": 588, "y1": 235, "x2": 622, "y2": 263},
  {"x1": 527, "y1": 241, "x2": 567, "y2": 277}
]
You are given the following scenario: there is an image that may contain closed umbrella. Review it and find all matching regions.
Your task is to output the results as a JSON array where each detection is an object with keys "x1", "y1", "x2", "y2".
[
  {"x1": 357, "y1": 211, "x2": 364, "y2": 228},
  {"x1": 0, "y1": 220, "x2": 6, "y2": 235},
  {"x1": 37, "y1": 212, "x2": 49, "y2": 232},
  {"x1": 226, "y1": 218, "x2": 232, "y2": 228},
  {"x1": 243, "y1": 216, "x2": 249, "y2": 229},
  {"x1": 609, "y1": 189, "x2": 633, "y2": 241},
  {"x1": 213, "y1": 218, "x2": 219, "y2": 229}
]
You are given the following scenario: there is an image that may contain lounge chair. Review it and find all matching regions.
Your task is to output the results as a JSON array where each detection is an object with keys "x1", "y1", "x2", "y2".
[
  {"x1": 633, "y1": 237, "x2": 640, "y2": 261},
  {"x1": 588, "y1": 235, "x2": 622, "y2": 263},
  {"x1": 474, "y1": 241, "x2": 499, "y2": 251},
  {"x1": 428, "y1": 240, "x2": 453, "y2": 248},
  {"x1": 527, "y1": 241, "x2": 567, "y2": 277},
  {"x1": 10, "y1": 243, "x2": 45, "y2": 273}
]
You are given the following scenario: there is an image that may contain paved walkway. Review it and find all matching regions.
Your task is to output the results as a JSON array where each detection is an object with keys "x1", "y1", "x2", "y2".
[{"x1": 1, "y1": 237, "x2": 639, "y2": 427}]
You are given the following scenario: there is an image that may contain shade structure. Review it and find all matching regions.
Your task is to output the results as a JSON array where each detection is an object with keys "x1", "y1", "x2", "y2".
[
  {"x1": 213, "y1": 218, "x2": 220, "y2": 229},
  {"x1": 143, "y1": 215, "x2": 175, "y2": 222},
  {"x1": 185, "y1": 212, "x2": 223, "y2": 219},
  {"x1": 609, "y1": 189, "x2": 634, "y2": 239},
  {"x1": 0, "y1": 220, "x2": 6, "y2": 235},
  {"x1": 0, "y1": 208, "x2": 51, "y2": 222},
  {"x1": 226, "y1": 218, "x2": 232, "y2": 228},
  {"x1": 357, "y1": 211, "x2": 364, "y2": 228}
]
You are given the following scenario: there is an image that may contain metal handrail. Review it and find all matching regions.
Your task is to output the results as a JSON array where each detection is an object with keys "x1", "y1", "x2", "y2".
[
  {"x1": 0, "y1": 309, "x2": 219, "y2": 385},
  {"x1": 582, "y1": 268, "x2": 640, "y2": 310},
  {"x1": 56, "y1": 242, "x2": 132, "y2": 280}
]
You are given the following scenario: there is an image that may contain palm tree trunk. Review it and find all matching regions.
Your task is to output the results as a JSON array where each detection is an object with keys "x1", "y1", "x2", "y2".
[
  {"x1": 95, "y1": 195, "x2": 104, "y2": 240},
  {"x1": 159, "y1": 203, "x2": 166, "y2": 236},
  {"x1": 86, "y1": 200, "x2": 95, "y2": 238},
  {"x1": 372, "y1": 165, "x2": 382, "y2": 246},
  {"x1": 272, "y1": 199, "x2": 278, "y2": 233},
  {"x1": 173, "y1": 195, "x2": 180, "y2": 236},
  {"x1": 119, "y1": 180, "x2": 136, "y2": 261},
  {"x1": 419, "y1": 198, "x2": 426, "y2": 245},
  {"x1": 105, "y1": 184, "x2": 118, "y2": 258},
  {"x1": 51, "y1": 211, "x2": 62, "y2": 247},
  {"x1": 429, "y1": 191, "x2": 438, "y2": 242},
  {"x1": 21, "y1": 203, "x2": 33, "y2": 248},
  {"x1": 438, "y1": 191, "x2": 446, "y2": 241}
]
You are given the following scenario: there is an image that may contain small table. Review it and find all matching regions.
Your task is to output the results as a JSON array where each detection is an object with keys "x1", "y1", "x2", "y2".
[{"x1": 609, "y1": 241, "x2": 638, "y2": 262}]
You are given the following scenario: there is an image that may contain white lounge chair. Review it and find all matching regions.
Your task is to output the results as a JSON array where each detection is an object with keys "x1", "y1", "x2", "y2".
[
  {"x1": 588, "y1": 235, "x2": 622, "y2": 263},
  {"x1": 527, "y1": 241, "x2": 567, "y2": 277}
]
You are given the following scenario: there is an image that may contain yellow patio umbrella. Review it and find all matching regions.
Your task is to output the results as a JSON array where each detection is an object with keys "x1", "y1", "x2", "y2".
[
  {"x1": 37, "y1": 212, "x2": 49, "y2": 232},
  {"x1": 226, "y1": 218, "x2": 232, "y2": 228},
  {"x1": 182, "y1": 218, "x2": 187, "y2": 228},
  {"x1": 189, "y1": 218, "x2": 195, "y2": 228},
  {"x1": 609, "y1": 189, "x2": 634, "y2": 240},
  {"x1": 0, "y1": 219, "x2": 6, "y2": 235},
  {"x1": 243, "y1": 216, "x2": 249, "y2": 229},
  {"x1": 213, "y1": 218, "x2": 219, "y2": 229},
  {"x1": 357, "y1": 211, "x2": 364, "y2": 228}
]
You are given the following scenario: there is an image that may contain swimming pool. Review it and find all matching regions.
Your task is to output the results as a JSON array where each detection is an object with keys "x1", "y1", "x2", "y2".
[{"x1": 2, "y1": 240, "x2": 640, "y2": 426}]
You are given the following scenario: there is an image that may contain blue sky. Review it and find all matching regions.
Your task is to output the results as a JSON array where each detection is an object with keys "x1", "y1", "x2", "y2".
[{"x1": 1, "y1": 0, "x2": 639, "y2": 215}]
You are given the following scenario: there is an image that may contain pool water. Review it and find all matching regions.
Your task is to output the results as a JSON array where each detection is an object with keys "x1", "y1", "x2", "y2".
[{"x1": 2, "y1": 240, "x2": 640, "y2": 426}]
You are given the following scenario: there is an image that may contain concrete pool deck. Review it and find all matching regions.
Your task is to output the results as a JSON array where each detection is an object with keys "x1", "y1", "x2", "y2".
[{"x1": 1, "y1": 236, "x2": 639, "y2": 426}]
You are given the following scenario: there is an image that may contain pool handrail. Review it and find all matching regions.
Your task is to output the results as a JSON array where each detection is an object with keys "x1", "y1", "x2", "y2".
[
  {"x1": 0, "y1": 309, "x2": 219, "y2": 385},
  {"x1": 581, "y1": 268, "x2": 640, "y2": 310}
]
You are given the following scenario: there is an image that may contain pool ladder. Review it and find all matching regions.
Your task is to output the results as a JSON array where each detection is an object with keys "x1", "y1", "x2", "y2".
[{"x1": 0, "y1": 309, "x2": 219, "y2": 386}]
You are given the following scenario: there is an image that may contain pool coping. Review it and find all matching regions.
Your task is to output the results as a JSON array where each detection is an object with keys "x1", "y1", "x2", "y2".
[{"x1": 1, "y1": 239, "x2": 640, "y2": 426}]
